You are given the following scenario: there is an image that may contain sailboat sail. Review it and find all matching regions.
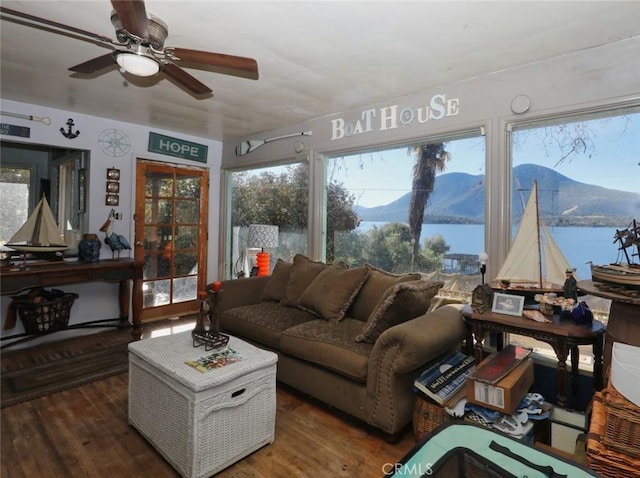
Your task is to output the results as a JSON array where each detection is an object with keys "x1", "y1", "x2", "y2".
[
  {"x1": 6, "y1": 196, "x2": 68, "y2": 252},
  {"x1": 495, "y1": 181, "x2": 574, "y2": 289},
  {"x1": 540, "y1": 221, "x2": 573, "y2": 285}
]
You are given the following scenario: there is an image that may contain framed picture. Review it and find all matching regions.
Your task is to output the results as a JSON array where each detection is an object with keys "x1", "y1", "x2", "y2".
[
  {"x1": 107, "y1": 168, "x2": 120, "y2": 180},
  {"x1": 105, "y1": 194, "x2": 119, "y2": 206},
  {"x1": 106, "y1": 180, "x2": 120, "y2": 193},
  {"x1": 492, "y1": 293, "x2": 524, "y2": 317}
]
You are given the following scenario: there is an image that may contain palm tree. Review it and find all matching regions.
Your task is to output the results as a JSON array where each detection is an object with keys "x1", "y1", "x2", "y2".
[{"x1": 407, "y1": 143, "x2": 450, "y2": 271}]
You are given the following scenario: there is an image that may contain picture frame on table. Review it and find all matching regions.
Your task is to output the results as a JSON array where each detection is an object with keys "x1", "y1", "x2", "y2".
[{"x1": 492, "y1": 293, "x2": 524, "y2": 317}]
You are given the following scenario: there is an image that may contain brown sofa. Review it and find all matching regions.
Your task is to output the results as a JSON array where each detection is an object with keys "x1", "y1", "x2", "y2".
[{"x1": 209, "y1": 254, "x2": 467, "y2": 438}]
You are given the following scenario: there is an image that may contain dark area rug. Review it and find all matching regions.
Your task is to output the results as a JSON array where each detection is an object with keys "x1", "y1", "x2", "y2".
[
  {"x1": 1, "y1": 316, "x2": 197, "y2": 408},
  {"x1": 1, "y1": 327, "x2": 133, "y2": 408}
]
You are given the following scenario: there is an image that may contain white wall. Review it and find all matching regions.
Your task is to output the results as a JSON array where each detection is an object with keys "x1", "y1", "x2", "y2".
[{"x1": 1, "y1": 101, "x2": 222, "y2": 342}]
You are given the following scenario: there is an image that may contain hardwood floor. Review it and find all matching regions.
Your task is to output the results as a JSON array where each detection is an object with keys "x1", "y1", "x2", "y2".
[{"x1": 1, "y1": 321, "x2": 417, "y2": 477}]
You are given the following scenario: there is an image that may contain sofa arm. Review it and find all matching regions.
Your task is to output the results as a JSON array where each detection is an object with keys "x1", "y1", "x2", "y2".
[
  {"x1": 365, "y1": 304, "x2": 467, "y2": 434},
  {"x1": 207, "y1": 276, "x2": 269, "y2": 313},
  {"x1": 373, "y1": 304, "x2": 467, "y2": 374}
]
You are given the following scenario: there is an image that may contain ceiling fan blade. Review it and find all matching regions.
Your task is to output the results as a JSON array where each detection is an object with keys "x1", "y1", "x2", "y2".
[
  {"x1": 0, "y1": 6, "x2": 114, "y2": 45},
  {"x1": 111, "y1": 0, "x2": 149, "y2": 40},
  {"x1": 162, "y1": 62, "x2": 212, "y2": 95},
  {"x1": 69, "y1": 53, "x2": 117, "y2": 74},
  {"x1": 169, "y1": 48, "x2": 259, "y2": 80}
]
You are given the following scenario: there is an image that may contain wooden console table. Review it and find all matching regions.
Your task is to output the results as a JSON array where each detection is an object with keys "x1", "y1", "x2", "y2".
[
  {"x1": 1, "y1": 259, "x2": 143, "y2": 342},
  {"x1": 461, "y1": 304, "x2": 604, "y2": 409}
]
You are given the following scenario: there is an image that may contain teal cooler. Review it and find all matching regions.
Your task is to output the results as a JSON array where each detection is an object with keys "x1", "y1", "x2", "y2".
[{"x1": 387, "y1": 422, "x2": 597, "y2": 477}]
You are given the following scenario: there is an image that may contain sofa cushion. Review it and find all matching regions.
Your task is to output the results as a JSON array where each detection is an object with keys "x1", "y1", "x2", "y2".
[
  {"x1": 260, "y1": 259, "x2": 293, "y2": 302},
  {"x1": 280, "y1": 318, "x2": 373, "y2": 382},
  {"x1": 355, "y1": 280, "x2": 443, "y2": 344},
  {"x1": 348, "y1": 265, "x2": 422, "y2": 322},
  {"x1": 298, "y1": 265, "x2": 370, "y2": 322},
  {"x1": 220, "y1": 302, "x2": 317, "y2": 349},
  {"x1": 282, "y1": 254, "x2": 330, "y2": 307}
]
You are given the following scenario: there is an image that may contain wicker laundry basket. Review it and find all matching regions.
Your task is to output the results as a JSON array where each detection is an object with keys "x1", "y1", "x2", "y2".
[
  {"x1": 586, "y1": 387, "x2": 640, "y2": 478},
  {"x1": 413, "y1": 395, "x2": 451, "y2": 441}
]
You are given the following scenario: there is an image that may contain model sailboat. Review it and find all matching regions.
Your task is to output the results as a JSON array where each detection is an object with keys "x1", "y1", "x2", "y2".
[
  {"x1": 590, "y1": 219, "x2": 640, "y2": 291},
  {"x1": 6, "y1": 195, "x2": 68, "y2": 253},
  {"x1": 493, "y1": 181, "x2": 574, "y2": 293}
]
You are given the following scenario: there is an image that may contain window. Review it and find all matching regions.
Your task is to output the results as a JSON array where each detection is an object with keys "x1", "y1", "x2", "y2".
[
  {"x1": 326, "y1": 132, "x2": 486, "y2": 295},
  {"x1": 0, "y1": 166, "x2": 31, "y2": 244},
  {"x1": 227, "y1": 162, "x2": 309, "y2": 279},
  {"x1": 508, "y1": 108, "x2": 640, "y2": 366}
]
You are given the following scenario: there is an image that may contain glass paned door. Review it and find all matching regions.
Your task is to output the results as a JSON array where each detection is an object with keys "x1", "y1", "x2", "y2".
[{"x1": 135, "y1": 160, "x2": 209, "y2": 322}]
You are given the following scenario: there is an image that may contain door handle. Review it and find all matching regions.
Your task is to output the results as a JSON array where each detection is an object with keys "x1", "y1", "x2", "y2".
[{"x1": 135, "y1": 241, "x2": 144, "y2": 247}]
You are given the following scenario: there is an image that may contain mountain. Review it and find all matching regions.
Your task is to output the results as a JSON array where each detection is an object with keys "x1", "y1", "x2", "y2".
[{"x1": 355, "y1": 164, "x2": 640, "y2": 225}]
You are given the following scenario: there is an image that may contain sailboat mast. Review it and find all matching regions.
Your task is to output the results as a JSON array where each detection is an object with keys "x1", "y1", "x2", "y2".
[{"x1": 534, "y1": 181, "x2": 543, "y2": 288}]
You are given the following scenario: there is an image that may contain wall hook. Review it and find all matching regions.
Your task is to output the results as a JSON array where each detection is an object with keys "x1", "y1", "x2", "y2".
[{"x1": 60, "y1": 118, "x2": 80, "y2": 139}]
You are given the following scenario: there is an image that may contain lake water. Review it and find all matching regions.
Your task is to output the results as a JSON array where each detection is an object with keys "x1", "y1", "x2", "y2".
[{"x1": 359, "y1": 221, "x2": 619, "y2": 280}]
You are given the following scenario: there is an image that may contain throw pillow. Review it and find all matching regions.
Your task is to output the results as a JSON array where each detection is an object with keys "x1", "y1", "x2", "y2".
[
  {"x1": 348, "y1": 264, "x2": 422, "y2": 321},
  {"x1": 281, "y1": 254, "x2": 330, "y2": 307},
  {"x1": 260, "y1": 259, "x2": 293, "y2": 302},
  {"x1": 298, "y1": 265, "x2": 370, "y2": 322},
  {"x1": 355, "y1": 280, "x2": 443, "y2": 344}
]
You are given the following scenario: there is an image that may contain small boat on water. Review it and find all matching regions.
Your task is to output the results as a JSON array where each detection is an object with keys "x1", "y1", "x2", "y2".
[
  {"x1": 492, "y1": 180, "x2": 574, "y2": 295},
  {"x1": 590, "y1": 219, "x2": 640, "y2": 291},
  {"x1": 5, "y1": 195, "x2": 68, "y2": 253}
]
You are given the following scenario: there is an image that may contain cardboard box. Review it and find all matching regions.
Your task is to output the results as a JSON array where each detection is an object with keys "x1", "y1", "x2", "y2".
[{"x1": 466, "y1": 358, "x2": 534, "y2": 414}]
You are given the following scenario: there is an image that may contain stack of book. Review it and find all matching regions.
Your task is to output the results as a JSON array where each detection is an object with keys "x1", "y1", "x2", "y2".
[{"x1": 414, "y1": 350, "x2": 476, "y2": 405}]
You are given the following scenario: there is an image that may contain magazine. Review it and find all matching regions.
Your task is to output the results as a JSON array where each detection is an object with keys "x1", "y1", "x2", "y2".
[
  {"x1": 185, "y1": 348, "x2": 245, "y2": 372},
  {"x1": 414, "y1": 351, "x2": 476, "y2": 405},
  {"x1": 468, "y1": 344, "x2": 532, "y2": 385}
]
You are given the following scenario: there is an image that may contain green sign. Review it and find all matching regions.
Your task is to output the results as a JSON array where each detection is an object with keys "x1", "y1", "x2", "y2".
[{"x1": 148, "y1": 132, "x2": 208, "y2": 163}]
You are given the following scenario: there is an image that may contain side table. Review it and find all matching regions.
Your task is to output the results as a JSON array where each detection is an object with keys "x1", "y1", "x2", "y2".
[
  {"x1": 461, "y1": 304, "x2": 604, "y2": 409},
  {"x1": 128, "y1": 331, "x2": 278, "y2": 478}
]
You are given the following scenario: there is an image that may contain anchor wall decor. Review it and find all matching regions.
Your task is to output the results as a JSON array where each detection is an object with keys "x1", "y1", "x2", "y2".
[{"x1": 60, "y1": 118, "x2": 80, "y2": 139}]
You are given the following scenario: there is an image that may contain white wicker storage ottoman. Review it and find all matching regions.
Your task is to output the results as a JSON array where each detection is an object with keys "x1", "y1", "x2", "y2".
[{"x1": 128, "y1": 332, "x2": 278, "y2": 478}]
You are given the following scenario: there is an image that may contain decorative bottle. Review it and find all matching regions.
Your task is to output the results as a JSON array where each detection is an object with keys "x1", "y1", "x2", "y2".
[
  {"x1": 78, "y1": 233, "x2": 101, "y2": 263},
  {"x1": 193, "y1": 290, "x2": 211, "y2": 335},
  {"x1": 209, "y1": 281, "x2": 222, "y2": 333}
]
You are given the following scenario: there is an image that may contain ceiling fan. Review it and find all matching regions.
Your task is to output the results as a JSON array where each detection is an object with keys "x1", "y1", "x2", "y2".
[{"x1": 0, "y1": 0, "x2": 259, "y2": 96}]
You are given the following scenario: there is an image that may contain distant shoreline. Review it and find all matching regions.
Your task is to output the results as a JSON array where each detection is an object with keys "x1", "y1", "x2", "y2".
[{"x1": 357, "y1": 215, "x2": 632, "y2": 228}]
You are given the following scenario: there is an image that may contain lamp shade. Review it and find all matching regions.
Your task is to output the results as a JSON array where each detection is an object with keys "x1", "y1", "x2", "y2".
[
  {"x1": 115, "y1": 51, "x2": 159, "y2": 77},
  {"x1": 247, "y1": 224, "x2": 279, "y2": 249}
]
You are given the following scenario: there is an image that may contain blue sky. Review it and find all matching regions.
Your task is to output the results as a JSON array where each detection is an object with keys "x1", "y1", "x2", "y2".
[{"x1": 330, "y1": 113, "x2": 640, "y2": 208}]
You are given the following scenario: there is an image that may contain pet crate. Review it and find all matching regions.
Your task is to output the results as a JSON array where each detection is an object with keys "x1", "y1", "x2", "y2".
[{"x1": 11, "y1": 288, "x2": 78, "y2": 335}]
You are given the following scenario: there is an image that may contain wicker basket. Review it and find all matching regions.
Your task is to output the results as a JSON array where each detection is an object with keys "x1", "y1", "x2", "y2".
[
  {"x1": 600, "y1": 386, "x2": 640, "y2": 459},
  {"x1": 413, "y1": 395, "x2": 451, "y2": 441},
  {"x1": 586, "y1": 390, "x2": 640, "y2": 478},
  {"x1": 11, "y1": 289, "x2": 78, "y2": 335}
]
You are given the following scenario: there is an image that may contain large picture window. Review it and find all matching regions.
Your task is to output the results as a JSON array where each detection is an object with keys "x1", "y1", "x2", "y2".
[
  {"x1": 326, "y1": 132, "x2": 486, "y2": 295},
  {"x1": 227, "y1": 162, "x2": 309, "y2": 279},
  {"x1": 508, "y1": 108, "x2": 640, "y2": 366}
]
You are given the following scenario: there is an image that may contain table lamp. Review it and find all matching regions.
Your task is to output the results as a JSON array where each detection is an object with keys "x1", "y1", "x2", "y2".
[
  {"x1": 248, "y1": 225, "x2": 279, "y2": 276},
  {"x1": 478, "y1": 251, "x2": 488, "y2": 284}
]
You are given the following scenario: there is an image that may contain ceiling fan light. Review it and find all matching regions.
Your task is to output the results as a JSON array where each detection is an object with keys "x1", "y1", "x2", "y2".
[{"x1": 115, "y1": 52, "x2": 159, "y2": 77}]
